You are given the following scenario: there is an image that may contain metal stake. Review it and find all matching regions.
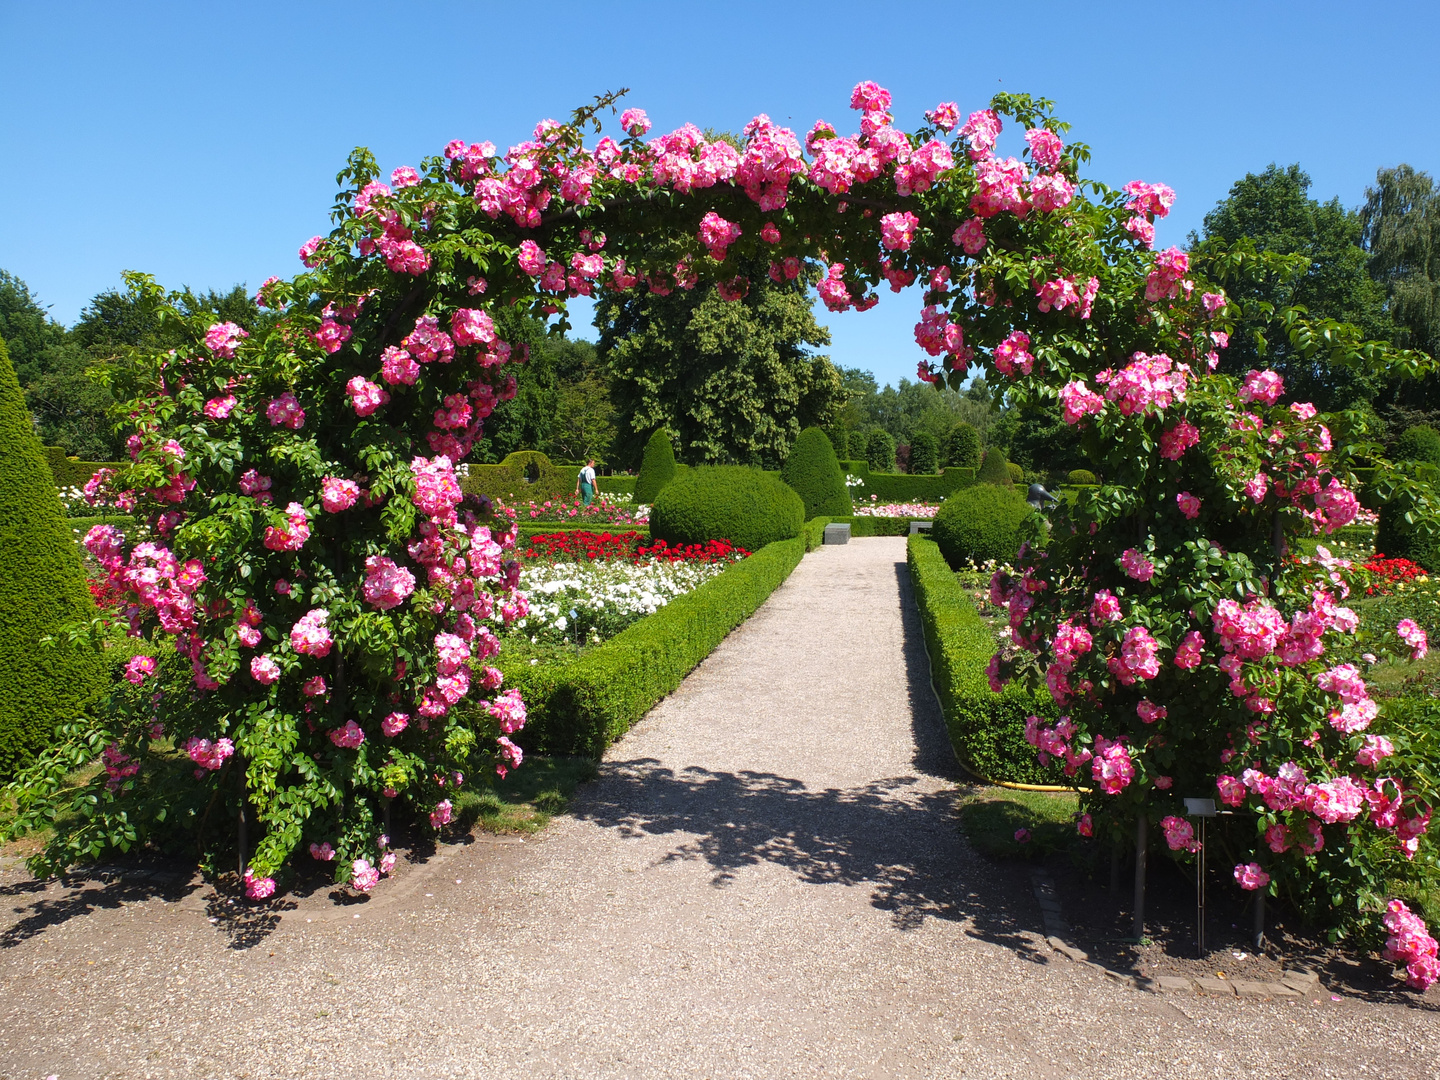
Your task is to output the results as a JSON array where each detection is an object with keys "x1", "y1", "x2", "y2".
[
  {"x1": 1196, "y1": 817, "x2": 1206, "y2": 957},
  {"x1": 1133, "y1": 815, "x2": 1147, "y2": 940}
]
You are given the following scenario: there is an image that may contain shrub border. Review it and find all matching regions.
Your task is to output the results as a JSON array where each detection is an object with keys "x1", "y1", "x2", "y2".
[
  {"x1": 906, "y1": 533, "x2": 1067, "y2": 787},
  {"x1": 497, "y1": 525, "x2": 823, "y2": 757}
]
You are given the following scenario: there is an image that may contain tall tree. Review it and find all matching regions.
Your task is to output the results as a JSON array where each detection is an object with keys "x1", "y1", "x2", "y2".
[
  {"x1": 1362, "y1": 165, "x2": 1440, "y2": 361},
  {"x1": 1190, "y1": 164, "x2": 1394, "y2": 411},
  {"x1": 597, "y1": 260, "x2": 843, "y2": 468}
]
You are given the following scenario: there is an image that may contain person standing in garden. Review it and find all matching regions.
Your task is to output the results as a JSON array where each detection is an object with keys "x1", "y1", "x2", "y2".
[{"x1": 576, "y1": 457, "x2": 597, "y2": 506}]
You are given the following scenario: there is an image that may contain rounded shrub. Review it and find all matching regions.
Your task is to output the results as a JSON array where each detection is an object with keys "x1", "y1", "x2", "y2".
[
  {"x1": 933, "y1": 483, "x2": 1034, "y2": 568},
  {"x1": 1067, "y1": 468, "x2": 1098, "y2": 485},
  {"x1": 1393, "y1": 425, "x2": 1440, "y2": 467},
  {"x1": 976, "y1": 446, "x2": 1013, "y2": 486},
  {"x1": 823, "y1": 422, "x2": 849, "y2": 461},
  {"x1": 909, "y1": 431, "x2": 940, "y2": 475},
  {"x1": 650, "y1": 466, "x2": 804, "y2": 553},
  {"x1": 0, "y1": 336, "x2": 107, "y2": 779},
  {"x1": 945, "y1": 422, "x2": 982, "y2": 470},
  {"x1": 781, "y1": 427, "x2": 852, "y2": 519},
  {"x1": 633, "y1": 429, "x2": 678, "y2": 504},
  {"x1": 1006, "y1": 462, "x2": 1025, "y2": 485},
  {"x1": 865, "y1": 430, "x2": 895, "y2": 473}
]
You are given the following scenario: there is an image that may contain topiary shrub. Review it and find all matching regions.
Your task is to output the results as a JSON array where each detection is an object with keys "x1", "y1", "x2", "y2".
[
  {"x1": 976, "y1": 446, "x2": 1013, "y2": 486},
  {"x1": 865, "y1": 430, "x2": 895, "y2": 472},
  {"x1": 909, "y1": 431, "x2": 940, "y2": 474},
  {"x1": 932, "y1": 483, "x2": 1033, "y2": 568},
  {"x1": 823, "y1": 422, "x2": 849, "y2": 460},
  {"x1": 1067, "y1": 468, "x2": 1098, "y2": 485},
  {"x1": 781, "y1": 427, "x2": 852, "y2": 519},
  {"x1": 650, "y1": 465, "x2": 803, "y2": 553},
  {"x1": 1006, "y1": 462, "x2": 1025, "y2": 485},
  {"x1": 945, "y1": 422, "x2": 982, "y2": 470},
  {"x1": 633, "y1": 429, "x2": 679, "y2": 504},
  {"x1": 0, "y1": 336, "x2": 108, "y2": 779},
  {"x1": 1394, "y1": 426, "x2": 1440, "y2": 467}
]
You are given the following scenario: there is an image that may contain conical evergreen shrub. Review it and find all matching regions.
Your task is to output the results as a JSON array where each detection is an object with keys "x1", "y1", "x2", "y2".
[
  {"x1": 633, "y1": 428, "x2": 678, "y2": 504},
  {"x1": 977, "y1": 446, "x2": 1014, "y2": 486},
  {"x1": 944, "y1": 422, "x2": 981, "y2": 470},
  {"x1": 0, "y1": 335, "x2": 107, "y2": 778},
  {"x1": 781, "y1": 427, "x2": 852, "y2": 519}
]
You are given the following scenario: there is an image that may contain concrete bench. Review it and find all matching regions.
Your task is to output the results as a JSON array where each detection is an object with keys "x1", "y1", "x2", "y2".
[
  {"x1": 909, "y1": 520, "x2": 933, "y2": 535},
  {"x1": 823, "y1": 523, "x2": 851, "y2": 545}
]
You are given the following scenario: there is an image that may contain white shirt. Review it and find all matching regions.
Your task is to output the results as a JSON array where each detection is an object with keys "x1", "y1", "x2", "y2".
[{"x1": 580, "y1": 466, "x2": 596, "y2": 485}]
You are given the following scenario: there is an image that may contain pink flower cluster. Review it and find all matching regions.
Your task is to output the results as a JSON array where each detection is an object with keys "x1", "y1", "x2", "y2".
[
  {"x1": 329, "y1": 720, "x2": 365, "y2": 749},
  {"x1": 290, "y1": 608, "x2": 333, "y2": 658},
  {"x1": 186, "y1": 736, "x2": 235, "y2": 772},
  {"x1": 1095, "y1": 352, "x2": 1189, "y2": 416},
  {"x1": 1233, "y1": 862, "x2": 1270, "y2": 891},
  {"x1": 362, "y1": 555, "x2": 416, "y2": 610},
  {"x1": 992, "y1": 331, "x2": 1034, "y2": 377},
  {"x1": 321, "y1": 477, "x2": 360, "y2": 513},
  {"x1": 1059, "y1": 380, "x2": 1105, "y2": 425},
  {"x1": 1239, "y1": 369, "x2": 1284, "y2": 407},
  {"x1": 204, "y1": 321, "x2": 249, "y2": 359},
  {"x1": 1159, "y1": 419, "x2": 1199, "y2": 460},
  {"x1": 698, "y1": 212, "x2": 742, "y2": 260},
  {"x1": 1144, "y1": 246, "x2": 1191, "y2": 302},
  {"x1": 1120, "y1": 548, "x2": 1155, "y2": 582},
  {"x1": 346, "y1": 375, "x2": 389, "y2": 417},
  {"x1": 266, "y1": 392, "x2": 305, "y2": 430},
  {"x1": 1398, "y1": 618, "x2": 1429, "y2": 660},
  {"x1": 1161, "y1": 815, "x2": 1198, "y2": 852},
  {"x1": 879, "y1": 211, "x2": 920, "y2": 251},
  {"x1": 1384, "y1": 900, "x2": 1439, "y2": 990},
  {"x1": 263, "y1": 502, "x2": 311, "y2": 552},
  {"x1": 1107, "y1": 626, "x2": 1161, "y2": 685}
]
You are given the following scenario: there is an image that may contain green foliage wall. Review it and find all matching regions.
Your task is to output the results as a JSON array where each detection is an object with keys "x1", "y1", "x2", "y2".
[
  {"x1": 650, "y1": 465, "x2": 803, "y2": 552},
  {"x1": 1393, "y1": 426, "x2": 1440, "y2": 466},
  {"x1": 907, "y1": 535, "x2": 1055, "y2": 784},
  {"x1": 780, "y1": 427, "x2": 851, "y2": 519},
  {"x1": 633, "y1": 429, "x2": 679, "y2": 504},
  {"x1": 0, "y1": 336, "x2": 107, "y2": 778},
  {"x1": 459, "y1": 451, "x2": 586, "y2": 505}
]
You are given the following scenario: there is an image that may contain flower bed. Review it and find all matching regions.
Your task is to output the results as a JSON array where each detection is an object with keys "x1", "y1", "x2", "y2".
[
  {"x1": 512, "y1": 530, "x2": 747, "y2": 646},
  {"x1": 851, "y1": 500, "x2": 941, "y2": 518},
  {"x1": 512, "y1": 494, "x2": 647, "y2": 527}
]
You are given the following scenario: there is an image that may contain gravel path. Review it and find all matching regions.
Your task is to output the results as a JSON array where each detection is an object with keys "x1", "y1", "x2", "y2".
[{"x1": 1, "y1": 537, "x2": 1436, "y2": 1079}]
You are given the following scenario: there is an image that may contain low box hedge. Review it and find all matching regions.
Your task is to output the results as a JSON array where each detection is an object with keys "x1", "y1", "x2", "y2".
[
  {"x1": 497, "y1": 527, "x2": 820, "y2": 758},
  {"x1": 837, "y1": 460, "x2": 976, "y2": 502},
  {"x1": 907, "y1": 533, "x2": 1057, "y2": 785}
]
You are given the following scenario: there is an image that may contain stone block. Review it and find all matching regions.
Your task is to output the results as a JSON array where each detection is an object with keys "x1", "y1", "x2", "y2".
[
  {"x1": 823, "y1": 523, "x2": 851, "y2": 545},
  {"x1": 1281, "y1": 969, "x2": 1320, "y2": 993},
  {"x1": 1155, "y1": 976, "x2": 1193, "y2": 994},
  {"x1": 1232, "y1": 979, "x2": 1277, "y2": 998},
  {"x1": 1194, "y1": 977, "x2": 1236, "y2": 996},
  {"x1": 908, "y1": 520, "x2": 933, "y2": 535}
]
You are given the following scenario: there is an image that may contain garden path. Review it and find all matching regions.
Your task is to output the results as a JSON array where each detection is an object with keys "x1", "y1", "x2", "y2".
[{"x1": 1, "y1": 537, "x2": 1435, "y2": 1078}]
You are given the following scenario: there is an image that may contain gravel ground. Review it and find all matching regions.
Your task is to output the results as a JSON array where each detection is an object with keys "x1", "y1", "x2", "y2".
[{"x1": 1, "y1": 537, "x2": 1436, "y2": 1079}]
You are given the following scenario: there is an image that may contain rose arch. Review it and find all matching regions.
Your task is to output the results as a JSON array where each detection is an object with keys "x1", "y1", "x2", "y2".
[{"x1": 9, "y1": 82, "x2": 1438, "y2": 986}]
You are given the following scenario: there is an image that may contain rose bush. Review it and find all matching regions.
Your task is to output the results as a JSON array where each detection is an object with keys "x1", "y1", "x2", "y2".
[{"x1": 5, "y1": 79, "x2": 1433, "y2": 964}]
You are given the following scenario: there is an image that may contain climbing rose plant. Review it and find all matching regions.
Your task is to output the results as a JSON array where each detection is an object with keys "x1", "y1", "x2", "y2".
[{"x1": 5, "y1": 82, "x2": 1435, "y2": 976}]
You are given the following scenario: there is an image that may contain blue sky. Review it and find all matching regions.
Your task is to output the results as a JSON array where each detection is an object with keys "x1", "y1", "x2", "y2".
[{"x1": 3, "y1": 1, "x2": 1437, "y2": 389}]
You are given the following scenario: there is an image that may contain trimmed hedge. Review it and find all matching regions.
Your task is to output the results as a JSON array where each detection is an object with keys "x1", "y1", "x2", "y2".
[
  {"x1": 499, "y1": 531, "x2": 814, "y2": 756},
  {"x1": 781, "y1": 427, "x2": 852, "y2": 519},
  {"x1": 933, "y1": 483, "x2": 1032, "y2": 567},
  {"x1": 1395, "y1": 426, "x2": 1440, "y2": 467},
  {"x1": 864, "y1": 430, "x2": 895, "y2": 472},
  {"x1": 907, "y1": 535, "x2": 1055, "y2": 784},
  {"x1": 44, "y1": 447, "x2": 126, "y2": 490},
  {"x1": 838, "y1": 460, "x2": 976, "y2": 502},
  {"x1": 596, "y1": 475, "x2": 636, "y2": 496},
  {"x1": 944, "y1": 423, "x2": 982, "y2": 470},
  {"x1": 634, "y1": 429, "x2": 679, "y2": 504},
  {"x1": 977, "y1": 447, "x2": 1013, "y2": 486},
  {"x1": 1067, "y1": 468, "x2": 1098, "y2": 485},
  {"x1": 0, "y1": 337, "x2": 109, "y2": 779},
  {"x1": 651, "y1": 465, "x2": 803, "y2": 553},
  {"x1": 461, "y1": 451, "x2": 586, "y2": 504}
]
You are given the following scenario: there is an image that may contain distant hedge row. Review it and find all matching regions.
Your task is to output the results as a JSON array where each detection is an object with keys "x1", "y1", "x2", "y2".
[
  {"x1": 43, "y1": 447, "x2": 125, "y2": 490},
  {"x1": 907, "y1": 534, "x2": 1056, "y2": 785},
  {"x1": 496, "y1": 526, "x2": 821, "y2": 757},
  {"x1": 838, "y1": 460, "x2": 976, "y2": 502}
]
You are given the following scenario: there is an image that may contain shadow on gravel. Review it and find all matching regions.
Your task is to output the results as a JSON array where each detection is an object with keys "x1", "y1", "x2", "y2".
[
  {"x1": 0, "y1": 865, "x2": 197, "y2": 950},
  {"x1": 571, "y1": 760, "x2": 1046, "y2": 962},
  {"x1": 892, "y1": 559, "x2": 962, "y2": 782}
]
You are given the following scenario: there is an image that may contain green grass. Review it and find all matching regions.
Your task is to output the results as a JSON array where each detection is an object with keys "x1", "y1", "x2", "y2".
[
  {"x1": 957, "y1": 786, "x2": 1080, "y2": 861},
  {"x1": 452, "y1": 756, "x2": 599, "y2": 834}
]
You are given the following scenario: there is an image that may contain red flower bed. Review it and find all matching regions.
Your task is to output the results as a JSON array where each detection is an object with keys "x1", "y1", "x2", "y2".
[
  {"x1": 521, "y1": 531, "x2": 748, "y2": 564},
  {"x1": 1365, "y1": 554, "x2": 1426, "y2": 595}
]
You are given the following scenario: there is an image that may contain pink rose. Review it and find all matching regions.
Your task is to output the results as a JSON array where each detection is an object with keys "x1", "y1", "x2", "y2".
[{"x1": 1233, "y1": 862, "x2": 1270, "y2": 891}]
